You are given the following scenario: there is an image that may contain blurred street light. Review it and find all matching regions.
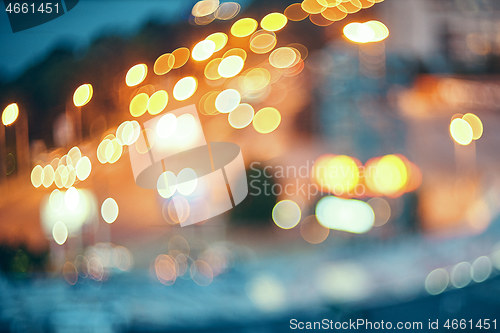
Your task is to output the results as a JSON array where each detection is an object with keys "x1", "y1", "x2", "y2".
[
  {"x1": 1, "y1": 103, "x2": 29, "y2": 180},
  {"x1": 343, "y1": 20, "x2": 389, "y2": 78},
  {"x1": 343, "y1": 20, "x2": 389, "y2": 44},
  {"x1": 72, "y1": 83, "x2": 93, "y2": 142},
  {"x1": 1, "y1": 103, "x2": 19, "y2": 126}
]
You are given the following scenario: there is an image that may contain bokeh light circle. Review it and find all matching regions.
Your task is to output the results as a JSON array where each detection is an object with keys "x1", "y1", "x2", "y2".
[
  {"x1": 215, "y1": 89, "x2": 241, "y2": 113},
  {"x1": 173, "y1": 76, "x2": 198, "y2": 101},
  {"x1": 206, "y1": 32, "x2": 228, "y2": 52},
  {"x1": 126, "y1": 64, "x2": 148, "y2": 87},
  {"x1": 101, "y1": 197, "x2": 119, "y2": 224},
  {"x1": 260, "y1": 12, "x2": 288, "y2": 32},
  {"x1": 157, "y1": 171, "x2": 177, "y2": 198},
  {"x1": 462, "y1": 113, "x2": 483, "y2": 140},
  {"x1": 147, "y1": 90, "x2": 169, "y2": 115},
  {"x1": 252, "y1": 107, "x2": 281, "y2": 134},
  {"x1": 450, "y1": 118, "x2": 473, "y2": 146},
  {"x1": 218, "y1": 55, "x2": 245, "y2": 78},
  {"x1": 231, "y1": 18, "x2": 258, "y2": 37},
  {"x1": 269, "y1": 47, "x2": 298, "y2": 68},
  {"x1": 73, "y1": 84, "x2": 93, "y2": 107},
  {"x1": 272, "y1": 200, "x2": 301, "y2": 229},
  {"x1": 154, "y1": 53, "x2": 175, "y2": 75},
  {"x1": 192, "y1": 40, "x2": 216, "y2": 61},
  {"x1": 228, "y1": 103, "x2": 254, "y2": 129},
  {"x1": 130, "y1": 93, "x2": 149, "y2": 117}
]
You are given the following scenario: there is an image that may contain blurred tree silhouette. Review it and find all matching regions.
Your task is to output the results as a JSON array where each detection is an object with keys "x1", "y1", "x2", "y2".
[{"x1": 0, "y1": 243, "x2": 48, "y2": 275}]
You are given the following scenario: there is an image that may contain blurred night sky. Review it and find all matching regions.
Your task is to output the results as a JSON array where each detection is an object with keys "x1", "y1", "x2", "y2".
[{"x1": 0, "y1": 0, "x2": 202, "y2": 79}]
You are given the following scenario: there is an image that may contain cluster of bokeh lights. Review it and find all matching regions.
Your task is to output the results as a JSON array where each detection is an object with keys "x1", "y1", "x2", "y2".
[
  {"x1": 31, "y1": 146, "x2": 92, "y2": 189},
  {"x1": 20, "y1": 0, "x2": 404, "y2": 286},
  {"x1": 449, "y1": 112, "x2": 483, "y2": 146},
  {"x1": 313, "y1": 153, "x2": 421, "y2": 197},
  {"x1": 271, "y1": 152, "x2": 421, "y2": 241}
]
